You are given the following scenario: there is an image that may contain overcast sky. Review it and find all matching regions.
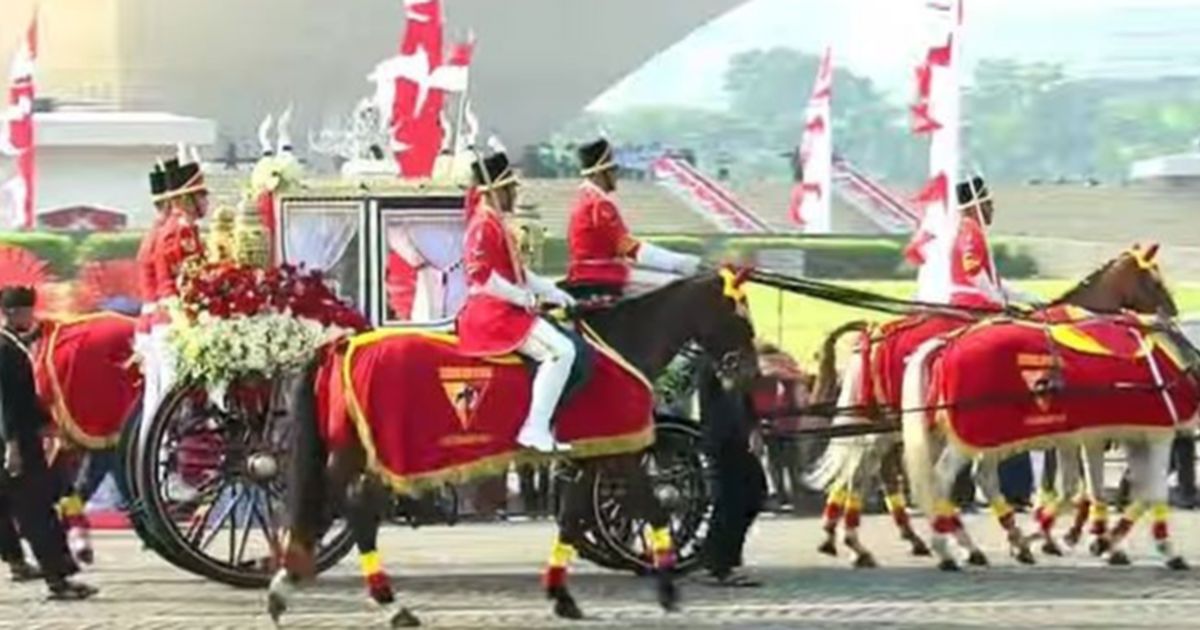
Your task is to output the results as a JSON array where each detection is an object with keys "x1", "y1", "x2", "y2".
[{"x1": 590, "y1": 0, "x2": 1200, "y2": 111}]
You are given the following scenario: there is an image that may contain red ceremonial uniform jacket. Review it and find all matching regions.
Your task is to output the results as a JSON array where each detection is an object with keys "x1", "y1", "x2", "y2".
[
  {"x1": 949, "y1": 214, "x2": 1003, "y2": 309},
  {"x1": 566, "y1": 182, "x2": 639, "y2": 288},
  {"x1": 152, "y1": 209, "x2": 203, "y2": 322},
  {"x1": 135, "y1": 214, "x2": 166, "y2": 332},
  {"x1": 456, "y1": 204, "x2": 537, "y2": 357}
]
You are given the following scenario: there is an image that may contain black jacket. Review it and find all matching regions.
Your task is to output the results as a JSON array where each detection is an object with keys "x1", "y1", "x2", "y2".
[{"x1": 0, "y1": 328, "x2": 49, "y2": 445}]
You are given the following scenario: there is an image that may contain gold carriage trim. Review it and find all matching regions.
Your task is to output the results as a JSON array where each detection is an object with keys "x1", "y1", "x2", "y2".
[
  {"x1": 40, "y1": 313, "x2": 136, "y2": 450},
  {"x1": 339, "y1": 325, "x2": 656, "y2": 497}
]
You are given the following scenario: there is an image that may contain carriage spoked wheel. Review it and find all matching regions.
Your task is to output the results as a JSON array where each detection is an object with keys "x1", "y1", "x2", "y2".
[
  {"x1": 589, "y1": 418, "x2": 712, "y2": 575},
  {"x1": 135, "y1": 378, "x2": 355, "y2": 588}
]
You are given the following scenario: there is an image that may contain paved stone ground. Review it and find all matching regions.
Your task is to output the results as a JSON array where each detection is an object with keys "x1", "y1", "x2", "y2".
[{"x1": 3, "y1": 512, "x2": 1200, "y2": 629}]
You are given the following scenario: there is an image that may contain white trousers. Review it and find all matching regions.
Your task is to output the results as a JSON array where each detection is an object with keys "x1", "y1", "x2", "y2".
[
  {"x1": 626, "y1": 268, "x2": 683, "y2": 296},
  {"x1": 516, "y1": 319, "x2": 577, "y2": 435},
  {"x1": 137, "y1": 324, "x2": 176, "y2": 447}
]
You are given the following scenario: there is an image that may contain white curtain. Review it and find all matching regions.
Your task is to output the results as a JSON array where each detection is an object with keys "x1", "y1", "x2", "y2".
[
  {"x1": 386, "y1": 218, "x2": 466, "y2": 322},
  {"x1": 284, "y1": 211, "x2": 359, "y2": 274}
]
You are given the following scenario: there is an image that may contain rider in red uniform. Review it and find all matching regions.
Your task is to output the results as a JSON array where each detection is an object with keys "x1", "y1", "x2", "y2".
[
  {"x1": 564, "y1": 138, "x2": 700, "y2": 300},
  {"x1": 135, "y1": 164, "x2": 170, "y2": 333},
  {"x1": 948, "y1": 176, "x2": 1003, "y2": 309},
  {"x1": 457, "y1": 152, "x2": 577, "y2": 453}
]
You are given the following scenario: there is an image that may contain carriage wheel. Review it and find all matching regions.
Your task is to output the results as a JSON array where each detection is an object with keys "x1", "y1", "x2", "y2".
[
  {"x1": 556, "y1": 467, "x2": 636, "y2": 572},
  {"x1": 590, "y1": 417, "x2": 712, "y2": 574},
  {"x1": 136, "y1": 380, "x2": 355, "y2": 588}
]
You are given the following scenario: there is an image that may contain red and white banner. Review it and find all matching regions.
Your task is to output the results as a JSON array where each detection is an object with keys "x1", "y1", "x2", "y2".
[
  {"x1": 906, "y1": 0, "x2": 963, "y2": 303},
  {"x1": 369, "y1": 0, "x2": 470, "y2": 178},
  {"x1": 1, "y1": 15, "x2": 36, "y2": 230},
  {"x1": 789, "y1": 46, "x2": 833, "y2": 233},
  {"x1": 651, "y1": 155, "x2": 771, "y2": 234}
]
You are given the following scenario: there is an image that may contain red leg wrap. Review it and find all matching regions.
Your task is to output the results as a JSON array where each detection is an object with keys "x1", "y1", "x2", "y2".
[
  {"x1": 543, "y1": 566, "x2": 568, "y2": 590},
  {"x1": 822, "y1": 504, "x2": 843, "y2": 529},
  {"x1": 366, "y1": 571, "x2": 394, "y2": 604},
  {"x1": 844, "y1": 508, "x2": 861, "y2": 529},
  {"x1": 653, "y1": 550, "x2": 677, "y2": 571},
  {"x1": 1153, "y1": 521, "x2": 1169, "y2": 541},
  {"x1": 891, "y1": 507, "x2": 910, "y2": 528},
  {"x1": 933, "y1": 515, "x2": 957, "y2": 534},
  {"x1": 1110, "y1": 518, "x2": 1132, "y2": 541},
  {"x1": 998, "y1": 512, "x2": 1015, "y2": 531},
  {"x1": 1089, "y1": 519, "x2": 1108, "y2": 537}
]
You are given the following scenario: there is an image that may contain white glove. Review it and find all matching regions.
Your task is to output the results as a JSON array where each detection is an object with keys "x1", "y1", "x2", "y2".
[
  {"x1": 482, "y1": 272, "x2": 536, "y2": 310},
  {"x1": 637, "y1": 242, "x2": 701, "y2": 275},
  {"x1": 525, "y1": 272, "x2": 577, "y2": 308}
]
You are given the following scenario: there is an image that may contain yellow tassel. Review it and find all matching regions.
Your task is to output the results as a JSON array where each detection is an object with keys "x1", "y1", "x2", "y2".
[
  {"x1": 989, "y1": 497, "x2": 1014, "y2": 520},
  {"x1": 59, "y1": 495, "x2": 85, "y2": 517},
  {"x1": 934, "y1": 499, "x2": 957, "y2": 518},
  {"x1": 1089, "y1": 502, "x2": 1109, "y2": 520},
  {"x1": 884, "y1": 493, "x2": 906, "y2": 513},
  {"x1": 548, "y1": 538, "x2": 577, "y2": 568},
  {"x1": 359, "y1": 551, "x2": 382, "y2": 576},
  {"x1": 646, "y1": 526, "x2": 673, "y2": 554},
  {"x1": 1123, "y1": 501, "x2": 1146, "y2": 521},
  {"x1": 1151, "y1": 502, "x2": 1170, "y2": 523}
]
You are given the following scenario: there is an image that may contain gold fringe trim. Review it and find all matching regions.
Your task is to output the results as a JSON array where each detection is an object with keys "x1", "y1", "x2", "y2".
[{"x1": 40, "y1": 314, "x2": 134, "y2": 450}]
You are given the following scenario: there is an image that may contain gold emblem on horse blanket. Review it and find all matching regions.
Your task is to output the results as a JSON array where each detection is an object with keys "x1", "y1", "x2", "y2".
[{"x1": 438, "y1": 366, "x2": 493, "y2": 432}]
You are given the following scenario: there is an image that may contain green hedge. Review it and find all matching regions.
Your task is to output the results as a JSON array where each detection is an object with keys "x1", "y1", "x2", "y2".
[
  {"x1": 0, "y1": 232, "x2": 77, "y2": 277},
  {"x1": 76, "y1": 232, "x2": 145, "y2": 263},
  {"x1": 536, "y1": 234, "x2": 1038, "y2": 280}
]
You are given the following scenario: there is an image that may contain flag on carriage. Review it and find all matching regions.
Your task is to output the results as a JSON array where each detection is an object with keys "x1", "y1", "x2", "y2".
[
  {"x1": 789, "y1": 46, "x2": 833, "y2": 234},
  {"x1": 906, "y1": 0, "x2": 964, "y2": 304},
  {"x1": 1, "y1": 15, "x2": 37, "y2": 230}
]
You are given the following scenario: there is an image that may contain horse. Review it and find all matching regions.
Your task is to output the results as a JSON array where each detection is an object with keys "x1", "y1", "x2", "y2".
[
  {"x1": 808, "y1": 244, "x2": 1181, "y2": 568},
  {"x1": 901, "y1": 245, "x2": 1200, "y2": 571},
  {"x1": 268, "y1": 269, "x2": 759, "y2": 627}
]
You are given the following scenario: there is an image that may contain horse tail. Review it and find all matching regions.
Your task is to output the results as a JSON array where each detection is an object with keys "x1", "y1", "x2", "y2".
[
  {"x1": 804, "y1": 320, "x2": 871, "y2": 493},
  {"x1": 901, "y1": 338, "x2": 944, "y2": 518},
  {"x1": 812, "y1": 320, "x2": 869, "y2": 405},
  {"x1": 288, "y1": 354, "x2": 327, "y2": 552}
]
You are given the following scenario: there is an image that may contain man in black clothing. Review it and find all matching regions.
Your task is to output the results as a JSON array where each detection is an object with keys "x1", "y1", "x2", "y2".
[
  {"x1": 698, "y1": 359, "x2": 765, "y2": 587},
  {"x1": 0, "y1": 286, "x2": 96, "y2": 600}
]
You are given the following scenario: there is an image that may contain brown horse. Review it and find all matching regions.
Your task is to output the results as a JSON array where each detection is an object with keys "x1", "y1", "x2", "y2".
[
  {"x1": 809, "y1": 244, "x2": 1180, "y2": 568},
  {"x1": 269, "y1": 270, "x2": 758, "y2": 626}
]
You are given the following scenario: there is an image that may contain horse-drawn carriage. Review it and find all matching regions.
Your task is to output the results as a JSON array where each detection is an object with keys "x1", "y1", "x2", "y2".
[{"x1": 117, "y1": 180, "x2": 714, "y2": 588}]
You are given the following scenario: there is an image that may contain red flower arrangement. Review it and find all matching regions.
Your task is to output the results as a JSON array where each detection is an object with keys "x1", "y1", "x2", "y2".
[{"x1": 180, "y1": 262, "x2": 369, "y2": 332}]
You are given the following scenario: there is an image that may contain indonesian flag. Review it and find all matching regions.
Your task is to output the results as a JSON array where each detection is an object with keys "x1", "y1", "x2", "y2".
[
  {"x1": 907, "y1": 0, "x2": 962, "y2": 303},
  {"x1": 789, "y1": 46, "x2": 833, "y2": 233},
  {"x1": 1, "y1": 16, "x2": 36, "y2": 230},
  {"x1": 369, "y1": 0, "x2": 470, "y2": 178}
]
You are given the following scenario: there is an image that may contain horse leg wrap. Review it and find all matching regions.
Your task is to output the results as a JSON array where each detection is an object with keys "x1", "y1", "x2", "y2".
[
  {"x1": 822, "y1": 487, "x2": 848, "y2": 532},
  {"x1": 932, "y1": 499, "x2": 958, "y2": 535},
  {"x1": 885, "y1": 492, "x2": 911, "y2": 530},
  {"x1": 647, "y1": 526, "x2": 676, "y2": 571},
  {"x1": 843, "y1": 494, "x2": 863, "y2": 531},
  {"x1": 990, "y1": 497, "x2": 1016, "y2": 531},
  {"x1": 1151, "y1": 502, "x2": 1170, "y2": 544},
  {"x1": 360, "y1": 551, "x2": 394, "y2": 605},
  {"x1": 542, "y1": 537, "x2": 577, "y2": 590},
  {"x1": 1108, "y1": 502, "x2": 1144, "y2": 548},
  {"x1": 1034, "y1": 489, "x2": 1058, "y2": 534},
  {"x1": 1088, "y1": 502, "x2": 1109, "y2": 537},
  {"x1": 59, "y1": 495, "x2": 92, "y2": 561}
]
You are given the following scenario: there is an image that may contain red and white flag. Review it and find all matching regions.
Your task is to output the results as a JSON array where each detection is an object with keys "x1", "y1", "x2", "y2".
[
  {"x1": 789, "y1": 46, "x2": 833, "y2": 233},
  {"x1": 906, "y1": 0, "x2": 963, "y2": 303},
  {"x1": 1, "y1": 15, "x2": 36, "y2": 230},
  {"x1": 367, "y1": 0, "x2": 469, "y2": 178}
]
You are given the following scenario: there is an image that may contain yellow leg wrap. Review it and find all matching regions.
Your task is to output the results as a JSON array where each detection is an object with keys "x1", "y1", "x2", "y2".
[
  {"x1": 884, "y1": 492, "x2": 907, "y2": 513},
  {"x1": 989, "y1": 497, "x2": 1014, "y2": 521},
  {"x1": 59, "y1": 495, "x2": 85, "y2": 518},
  {"x1": 844, "y1": 493, "x2": 864, "y2": 514},
  {"x1": 1036, "y1": 488, "x2": 1058, "y2": 511},
  {"x1": 1123, "y1": 502, "x2": 1146, "y2": 522},
  {"x1": 828, "y1": 485, "x2": 849, "y2": 507},
  {"x1": 1151, "y1": 502, "x2": 1170, "y2": 523},
  {"x1": 646, "y1": 526, "x2": 673, "y2": 555},
  {"x1": 359, "y1": 550, "x2": 382, "y2": 577},
  {"x1": 1089, "y1": 502, "x2": 1109, "y2": 521},
  {"x1": 934, "y1": 499, "x2": 957, "y2": 519},
  {"x1": 548, "y1": 537, "x2": 577, "y2": 568}
]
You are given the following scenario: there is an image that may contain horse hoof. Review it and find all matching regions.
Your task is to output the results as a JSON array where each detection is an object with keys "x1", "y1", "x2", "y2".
[
  {"x1": 1108, "y1": 550, "x2": 1131, "y2": 566},
  {"x1": 817, "y1": 540, "x2": 838, "y2": 557},
  {"x1": 1167, "y1": 557, "x2": 1190, "y2": 571},
  {"x1": 549, "y1": 586, "x2": 584, "y2": 620},
  {"x1": 909, "y1": 539, "x2": 932, "y2": 557},
  {"x1": 74, "y1": 548, "x2": 94, "y2": 566},
  {"x1": 938, "y1": 559, "x2": 961, "y2": 572},
  {"x1": 853, "y1": 553, "x2": 878, "y2": 569},
  {"x1": 390, "y1": 607, "x2": 421, "y2": 628},
  {"x1": 1013, "y1": 547, "x2": 1036, "y2": 566},
  {"x1": 1090, "y1": 538, "x2": 1112, "y2": 557},
  {"x1": 1064, "y1": 530, "x2": 1082, "y2": 547},
  {"x1": 1041, "y1": 541, "x2": 1064, "y2": 557},
  {"x1": 267, "y1": 592, "x2": 287, "y2": 627},
  {"x1": 966, "y1": 551, "x2": 989, "y2": 567},
  {"x1": 656, "y1": 575, "x2": 680, "y2": 613}
]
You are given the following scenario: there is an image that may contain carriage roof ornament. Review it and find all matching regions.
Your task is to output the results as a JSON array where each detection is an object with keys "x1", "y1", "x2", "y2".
[{"x1": 258, "y1": 114, "x2": 275, "y2": 157}]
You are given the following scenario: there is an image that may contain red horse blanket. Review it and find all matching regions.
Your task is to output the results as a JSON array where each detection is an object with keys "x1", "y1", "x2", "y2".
[
  {"x1": 317, "y1": 326, "x2": 655, "y2": 494},
  {"x1": 864, "y1": 312, "x2": 977, "y2": 410},
  {"x1": 928, "y1": 314, "x2": 1199, "y2": 454},
  {"x1": 34, "y1": 313, "x2": 141, "y2": 448}
]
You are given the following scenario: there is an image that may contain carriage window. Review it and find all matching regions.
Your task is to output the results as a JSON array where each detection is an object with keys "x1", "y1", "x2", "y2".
[
  {"x1": 383, "y1": 213, "x2": 467, "y2": 324},
  {"x1": 279, "y1": 203, "x2": 364, "y2": 310}
]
